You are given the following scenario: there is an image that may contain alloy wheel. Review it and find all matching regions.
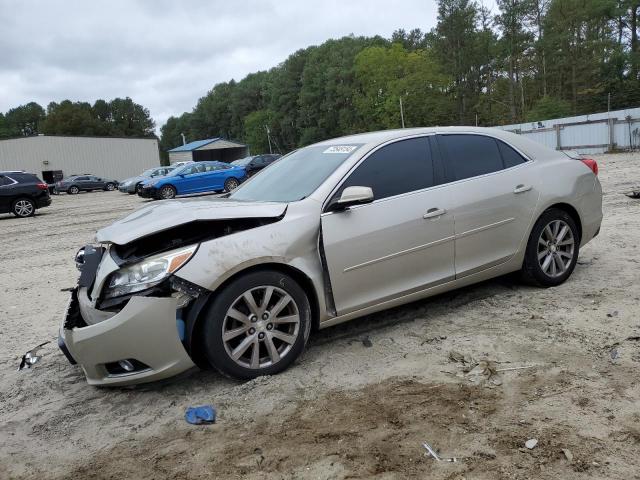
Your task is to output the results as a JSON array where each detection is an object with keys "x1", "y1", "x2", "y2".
[
  {"x1": 106, "y1": 183, "x2": 115, "y2": 191},
  {"x1": 537, "y1": 219, "x2": 575, "y2": 277},
  {"x1": 222, "y1": 286, "x2": 300, "y2": 369},
  {"x1": 225, "y1": 178, "x2": 239, "y2": 191},
  {"x1": 160, "y1": 186, "x2": 175, "y2": 199},
  {"x1": 14, "y1": 200, "x2": 34, "y2": 217}
]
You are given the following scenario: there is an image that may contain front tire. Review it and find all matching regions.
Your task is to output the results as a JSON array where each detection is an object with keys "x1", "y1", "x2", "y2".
[
  {"x1": 12, "y1": 198, "x2": 36, "y2": 217},
  {"x1": 68, "y1": 186, "x2": 79, "y2": 195},
  {"x1": 105, "y1": 183, "x2": 115, "y2": 191},
  {"x1": 224, "y1": 177, "x2": 239, "y2": 192},
  {"x1": 521, "y1": 208, "x2": 580, "y2": 287},
  {"x1": 202, "y1": 270, "x2": 312, "y2": 379},
  {"x1": 158, "y1": 185, "x2": 176, "y2": 200}
]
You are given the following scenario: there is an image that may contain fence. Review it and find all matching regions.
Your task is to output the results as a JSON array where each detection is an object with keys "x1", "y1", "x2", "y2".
[{"x1": 494, "y1": 107, "x2": 640, "y2": 155}]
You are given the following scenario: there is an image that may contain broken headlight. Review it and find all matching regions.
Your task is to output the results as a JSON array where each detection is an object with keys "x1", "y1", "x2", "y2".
[{"x1": 104, "y1": 245, "x2": 197, "y2": 299}]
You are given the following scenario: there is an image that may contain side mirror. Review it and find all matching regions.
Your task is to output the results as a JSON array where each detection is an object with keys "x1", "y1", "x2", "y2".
[{"x1": 333, "y1": 186, "x2": 374, "y2": 211}]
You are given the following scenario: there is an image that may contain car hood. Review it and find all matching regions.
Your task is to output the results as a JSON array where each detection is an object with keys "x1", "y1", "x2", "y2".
[
  {"x1": 120, "y1": 175, "x2": 145, "y2": 184},
  {"x1": 96, "y1": 197, "x2": 287, "y2": 245}
]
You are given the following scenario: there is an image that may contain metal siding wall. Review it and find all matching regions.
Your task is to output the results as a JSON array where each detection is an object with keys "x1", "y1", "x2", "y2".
[
  {"x1": 168, "y1": 151, "x2": 193, "y2": 164},
  {"x1": 0, "y1": 136, "x2": 160, "y2": 180},
  {"x1": 495, "y1": 107, "x2": 640, "y2": 153}
]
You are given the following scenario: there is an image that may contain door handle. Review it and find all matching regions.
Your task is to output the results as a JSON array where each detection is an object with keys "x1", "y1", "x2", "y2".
[
  {"x1": 513, "y1": 184, "x2": 532, "y2": 194},
  {"x1": 423, "y1": 208, "x2": 446, "y2": 219}
]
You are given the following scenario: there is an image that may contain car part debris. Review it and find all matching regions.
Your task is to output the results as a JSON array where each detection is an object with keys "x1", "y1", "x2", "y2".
[
  {"x1": 362, "y1": 336, "x2": 373, "y2": 348},
  {"x1": 18, "y1": 341, "x2": 50, "y2": 370},
  {"x1": 562, "y1": 448, "x2": 573, "y2": 462},
  {"x1": 624, "y1": 189, "x2": 640, "y2": 198},
  {"x1": 185, "y1": 405, "x2": 216, "y2": 425},
  {"x1": 525, "y1": 438, "x2": 538, "y2": 449},
  {"x1": 422, "y1": 442, "x2": 459, "y2": 462}
]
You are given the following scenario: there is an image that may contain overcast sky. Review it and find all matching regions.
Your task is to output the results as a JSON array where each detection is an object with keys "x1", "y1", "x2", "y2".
[{"x1": 0, "y1": 0, "x2": 497, "y2": 131}]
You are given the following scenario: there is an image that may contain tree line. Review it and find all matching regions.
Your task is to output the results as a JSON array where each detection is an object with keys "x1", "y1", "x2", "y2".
[
  {"x1": 0, "y1": 97, "x2": 155, "y2": 139},
  {"x1": 162, "y1": 0, "x2": 640, "y2": 154}
]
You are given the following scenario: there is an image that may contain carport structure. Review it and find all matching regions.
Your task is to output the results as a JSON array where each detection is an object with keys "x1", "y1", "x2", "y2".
[{"x1": 168, "y1": 138, "x2": 248, "y2": 165}]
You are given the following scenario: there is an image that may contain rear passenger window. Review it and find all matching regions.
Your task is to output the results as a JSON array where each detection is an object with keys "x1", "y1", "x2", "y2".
[
  {"x1": 497, "y1": 140, "x2": 528, "y2": 168},
  {"x1": 439, "y1": 134, "x2": 503, "y2": 181},
  {"x1": 0, "y1": 176, "x2": 12, "y2": 186},
  {"x1": 337, "y1": 137, "x2": 434, "y2": 201}
]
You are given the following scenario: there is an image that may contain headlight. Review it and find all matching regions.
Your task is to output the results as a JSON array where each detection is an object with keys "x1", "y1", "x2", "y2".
[{"x1": 104, "y1": 245, "x2": 197, "y2": 299}]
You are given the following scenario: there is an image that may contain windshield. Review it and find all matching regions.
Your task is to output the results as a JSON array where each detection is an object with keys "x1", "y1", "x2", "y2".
[
  {"x1": 232, "y1": 157, "x2": 253, "y2": 166},
  {"x1": 141, "y1": 168, "x2": 155, "y2": 176},
  {"x1": 166, "y1": 165, "x2": 188, "y2": 176},
  {"x1": 230, "y1": 144, "x2": 362, "y2": 202}
]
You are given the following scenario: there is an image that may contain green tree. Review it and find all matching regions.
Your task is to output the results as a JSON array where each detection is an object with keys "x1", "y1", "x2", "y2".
[
  {"x1": 243, "y1": 109, "x2": 275, "y2": 154},
  {"x1": 526, "y1": 95, "x2": 572, "y2": 120}
]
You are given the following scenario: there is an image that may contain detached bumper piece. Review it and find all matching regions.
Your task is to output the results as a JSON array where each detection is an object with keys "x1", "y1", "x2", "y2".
[{"x1": 59, "y1": 287, "x2": 195, "y2": 386}]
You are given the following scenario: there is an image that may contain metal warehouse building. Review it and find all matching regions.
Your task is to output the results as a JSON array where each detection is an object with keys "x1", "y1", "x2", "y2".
[
  {"x1": 168, "y1": 138, "x2": 248, "y2": 165},
  {"x1": 0, "y1": 135, "x2": 160, "y2": 184}
]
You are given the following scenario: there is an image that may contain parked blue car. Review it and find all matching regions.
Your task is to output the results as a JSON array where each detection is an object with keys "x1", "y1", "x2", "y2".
[{"x1": 138, "y1": 161, "x2": 247, "y2": 200}]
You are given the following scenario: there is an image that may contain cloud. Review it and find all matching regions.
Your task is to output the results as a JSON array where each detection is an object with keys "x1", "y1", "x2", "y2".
[{"x1": 0, "y1": 0, "x2": 495, "y2": 131}]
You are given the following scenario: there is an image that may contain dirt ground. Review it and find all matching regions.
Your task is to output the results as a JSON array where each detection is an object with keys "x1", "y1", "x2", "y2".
[{"x1": 1, "y1": 153, "x2": 639, "y2": 480}]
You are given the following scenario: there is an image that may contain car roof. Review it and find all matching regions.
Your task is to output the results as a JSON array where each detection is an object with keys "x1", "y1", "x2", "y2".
[{"x1": 313, "y1": 126, "x2": 557, "y2": 161}]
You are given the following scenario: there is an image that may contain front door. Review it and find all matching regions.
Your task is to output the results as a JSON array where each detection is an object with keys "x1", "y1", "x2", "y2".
[{"x1": 321, "y1": 136, "x2": 455, "y2": 315}]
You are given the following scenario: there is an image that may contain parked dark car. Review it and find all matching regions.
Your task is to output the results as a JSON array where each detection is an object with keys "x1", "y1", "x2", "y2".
[
  {"x1": 231, "y1": 154, "x2": 281, "y2": 177},
  {"x1": 56, "y1": 175, "x2": 118, "y2": 194},
  {"x1": 0, "y1": 171, "x2": 52, "y2": 217}
]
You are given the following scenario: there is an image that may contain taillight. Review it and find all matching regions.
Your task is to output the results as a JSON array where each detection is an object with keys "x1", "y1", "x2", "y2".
[
  {"x1": 36, "y1": 182, "x2": 48, "y2": 190},
  {"x1": 580, "y1": 158, "x2": 598, "y2": 176}
]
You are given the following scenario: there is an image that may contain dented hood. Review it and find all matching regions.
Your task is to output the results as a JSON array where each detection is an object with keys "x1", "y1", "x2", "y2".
[{"x1": 96, "y1": 197, "x2": 287, "y2": 245}]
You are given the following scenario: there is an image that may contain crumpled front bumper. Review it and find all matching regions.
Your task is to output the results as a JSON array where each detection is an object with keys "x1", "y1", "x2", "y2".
[{"x1": 59, "y1": 287, "x2": 195, "y2": 386}]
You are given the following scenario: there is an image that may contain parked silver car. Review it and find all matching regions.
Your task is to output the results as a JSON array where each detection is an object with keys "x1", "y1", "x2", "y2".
[
  {"x1": 59, "y1": 127, "x2": 602, "y2": 386},
  {"x1": 118, "y1": 166, "x2": 175, "y2": 194}
]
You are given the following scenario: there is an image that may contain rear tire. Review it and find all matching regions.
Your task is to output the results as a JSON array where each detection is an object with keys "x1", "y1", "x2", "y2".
[
  {"x1": 521, "y1": 208, "x2": 580, "y2": 287},
  {"x1": 158, "y1": 185, "x2": 176, "y2": 200},
  {"x1": 224, "y1": 177, "x2": 240, "y2": 192},
  {"x1": 68, "y1": 186, "x2": 79, "y2": 195},
  {"x1": 12, "y1": 198, "x2": 36, "y2": 217},
  {"x1": 105, "y1": 183, "x2": 115, "y2": 191},
  {"x1": 202, "y1": 270, "x2": 311, "y2": 379}
]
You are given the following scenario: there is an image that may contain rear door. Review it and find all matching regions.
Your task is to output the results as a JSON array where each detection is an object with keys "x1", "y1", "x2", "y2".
[
  {"x1": 436, "y1": 134, "x2": 539, "y2": 277},
  {"x1": 321, "y1": 136, "x2": 455, "y2": 314},
  {"x1": 0, "y1": 175, "x2": 17, "y2": 211},
  {"x1": 88, "y1": 176, "x2": 103, "y2": 189}
]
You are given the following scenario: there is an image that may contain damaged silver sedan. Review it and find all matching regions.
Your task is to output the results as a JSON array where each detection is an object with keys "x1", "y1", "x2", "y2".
[{"x1": 58, "y1": 127, "x2": 603, "y2": 386}]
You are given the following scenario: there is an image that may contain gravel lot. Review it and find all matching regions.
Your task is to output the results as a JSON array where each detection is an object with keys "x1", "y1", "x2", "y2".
[{"x1": 1, "y1": 153, "x2": 640, "y2": 479}]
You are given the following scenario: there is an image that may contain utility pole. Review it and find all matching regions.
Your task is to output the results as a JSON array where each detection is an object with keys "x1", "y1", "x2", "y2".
[
  {"x1": 399, "y1": 97, "x2": 405, "y2": 128},
  {"x1": 264, "y1": 125, "x2": 273, "y2": 154},
  {"x1": 475, "y1": 113, "x2": 478, "y2": 127}
]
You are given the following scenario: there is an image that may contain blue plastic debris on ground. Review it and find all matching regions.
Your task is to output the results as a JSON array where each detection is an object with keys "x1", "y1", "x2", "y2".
[{"x1": 185, "y1": 405, "x2": 216, "y2": 425}]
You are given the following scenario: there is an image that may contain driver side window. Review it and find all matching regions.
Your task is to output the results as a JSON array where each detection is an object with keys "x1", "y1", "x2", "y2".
[{"x1": 332, "y1": 136, "x2": 436, "y2": 203}]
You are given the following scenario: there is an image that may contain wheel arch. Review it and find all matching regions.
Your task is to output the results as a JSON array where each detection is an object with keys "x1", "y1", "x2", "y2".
[
  {"x1": 544, "y1": 202, "x2": 582, "y2": 241},
  {"x1": 185, "y1": 262, "x2": 320, "y2": 369}
]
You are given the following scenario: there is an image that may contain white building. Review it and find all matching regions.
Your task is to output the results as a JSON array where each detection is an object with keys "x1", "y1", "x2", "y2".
[{"x1": 0, "y1": 134, "x2": 160, "y2": 183}]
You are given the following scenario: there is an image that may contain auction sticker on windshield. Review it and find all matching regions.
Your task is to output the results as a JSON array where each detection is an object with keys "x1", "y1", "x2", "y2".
[{"x1": 323, "y1": 146, "x2": 358, "y2": 154}]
